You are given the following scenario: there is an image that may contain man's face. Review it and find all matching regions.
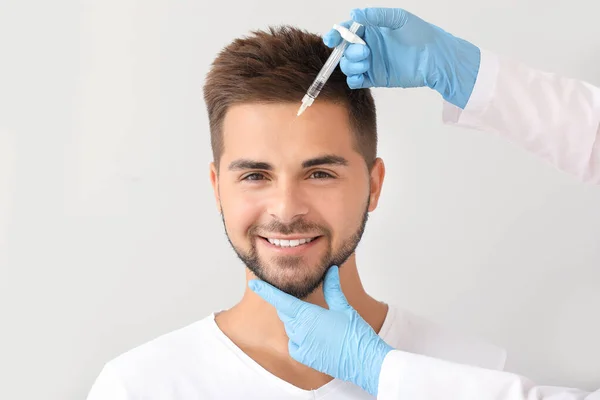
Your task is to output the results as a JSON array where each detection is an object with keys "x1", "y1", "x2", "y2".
[{"x1": 210, "y1": 102, "x2": 384, "y2": 299}]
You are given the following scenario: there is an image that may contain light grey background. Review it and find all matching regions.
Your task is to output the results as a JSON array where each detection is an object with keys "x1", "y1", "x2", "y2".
[{"x1": 1, "y1": 1, "x2": 599, "y2": 399}]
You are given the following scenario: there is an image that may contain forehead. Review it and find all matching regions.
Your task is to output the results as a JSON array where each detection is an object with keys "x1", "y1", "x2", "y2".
[{"x1": 220, "y1": 102, "x2": 358, "y2": 165}]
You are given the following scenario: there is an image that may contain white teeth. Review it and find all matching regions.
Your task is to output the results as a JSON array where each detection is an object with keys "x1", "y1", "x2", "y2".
[{"x1": 267, "y1": 237, "x2": 314, "y2": 247}]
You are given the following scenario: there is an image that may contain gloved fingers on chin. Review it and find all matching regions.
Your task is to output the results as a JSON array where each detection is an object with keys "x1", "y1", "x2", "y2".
[{"x1": 288, "y1": 340, "x2": 301, "y2": 358}]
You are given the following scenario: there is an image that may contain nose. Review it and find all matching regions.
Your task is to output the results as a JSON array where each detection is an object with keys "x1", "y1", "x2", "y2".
[{"x1": 267, "y1": 180, "x2": 309, "y2": 223}]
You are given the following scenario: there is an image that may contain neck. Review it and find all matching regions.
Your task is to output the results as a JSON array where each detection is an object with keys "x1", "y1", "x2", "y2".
[{"x1": 214, "y1": 254, "x2": 388, "y2": 358}]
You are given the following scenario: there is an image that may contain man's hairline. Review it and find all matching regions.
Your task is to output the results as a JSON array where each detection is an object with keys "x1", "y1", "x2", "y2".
[{"x1": 213, "y1": 99, "x2": 373, "y2": 173}]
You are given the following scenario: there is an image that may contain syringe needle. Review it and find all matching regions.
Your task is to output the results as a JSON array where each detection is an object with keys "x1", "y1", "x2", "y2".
[
  {"x1": 297, "y1": 94, "x2": 314, "y2": 116},
  {"x1": 297, "y1": 101, "x2": 309, "y2": 116}
]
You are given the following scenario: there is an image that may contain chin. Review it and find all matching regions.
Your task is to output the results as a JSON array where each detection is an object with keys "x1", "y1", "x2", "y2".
[{"x1": 253, "y1": 259, "x2": 329, "y2": 299}]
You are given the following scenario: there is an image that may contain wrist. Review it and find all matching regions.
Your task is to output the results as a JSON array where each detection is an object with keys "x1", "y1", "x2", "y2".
[
  {"x1": 430, "y1": 36, "x2": 481, "y2": 109},
  {"x1": 358, "y1": 334, "x2": 394, "y2": 396}
]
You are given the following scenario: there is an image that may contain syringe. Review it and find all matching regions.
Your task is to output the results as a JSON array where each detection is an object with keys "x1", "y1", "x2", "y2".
[{"x1": 297, "y1": 22, "x2": 366, "y2": 116}]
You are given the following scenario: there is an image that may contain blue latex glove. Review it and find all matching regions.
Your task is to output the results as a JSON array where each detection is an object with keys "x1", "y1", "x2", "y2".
[
  {"x1": 248, "y1": 266, "x2": 394, "y2": 397},
  {"x1": 324, "y1": 7, "x2": 481, "y2": 109}
]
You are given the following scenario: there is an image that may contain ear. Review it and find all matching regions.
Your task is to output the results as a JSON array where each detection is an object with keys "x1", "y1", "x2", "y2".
[
  {"x1": 367, "y1": 158, "x2": 385, "y2": 212},
  {"x1": 209, "y1": 162, "x2": 222, "y2": 214}
]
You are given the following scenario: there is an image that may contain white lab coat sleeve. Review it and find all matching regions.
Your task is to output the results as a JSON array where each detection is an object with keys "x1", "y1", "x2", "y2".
[
  {"x1": 442, "y1": 49, "x2": 600, "y2": 184},
  {"x1": 378, "y1": 350, "x2": 600, "y2": 400},
  {"x1": 85, "y1": 364, "x2": 131, "y2": 400}
]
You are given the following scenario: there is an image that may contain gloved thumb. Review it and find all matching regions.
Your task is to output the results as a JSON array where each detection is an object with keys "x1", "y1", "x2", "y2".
[
  {"x1": 350, "y1": 7, "x2": 409, "y2": 30},
  {"x1": 323, "y1": 266, "x2": 351, "y2": 311}
]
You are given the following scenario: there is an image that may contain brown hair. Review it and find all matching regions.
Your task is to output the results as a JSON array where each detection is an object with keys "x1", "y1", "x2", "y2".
[{"x1": 203, "y1": 25, "x2": 377, "y2": 171}]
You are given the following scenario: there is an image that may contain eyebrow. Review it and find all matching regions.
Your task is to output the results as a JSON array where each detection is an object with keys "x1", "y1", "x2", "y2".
[
  {"x1": 302, "y1": 155, "x2": 348, "y2": 168},
  {"x1": 228, "y1": 155, "x2": 349, "y2": 171}
]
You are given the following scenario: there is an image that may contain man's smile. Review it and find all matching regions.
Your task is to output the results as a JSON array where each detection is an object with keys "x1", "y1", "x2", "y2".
[{"x1": 257, "y1": 235, "x2": 324, "y2": 254}]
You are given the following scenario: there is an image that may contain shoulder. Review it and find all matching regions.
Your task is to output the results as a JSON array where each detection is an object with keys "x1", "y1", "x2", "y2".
[
  {"x1": 383, "y1": 305, "x2": 507, "y2": 371},
  {"x1": 114, "y1": 316, "x2": 213, "y2": 367},
  {"x1": 87, "y1": 315, "x2": 217, "y2": 399}
]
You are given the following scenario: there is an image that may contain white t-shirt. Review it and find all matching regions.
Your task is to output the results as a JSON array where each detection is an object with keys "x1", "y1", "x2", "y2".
[{"x1": 86, "y1": 305, "x2": 507, "y2": 399}]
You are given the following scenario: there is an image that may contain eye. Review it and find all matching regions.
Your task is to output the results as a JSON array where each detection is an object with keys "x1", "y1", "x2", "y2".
[
  {"x1": 309, "y1": 170, "x2": 334, "y2": 179},
  {"x1": 241, "y1": 172, "x2": 267, "y2": 181}
]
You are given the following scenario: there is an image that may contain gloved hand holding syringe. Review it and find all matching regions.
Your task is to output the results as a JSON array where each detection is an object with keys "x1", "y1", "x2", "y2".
[{"x1": 297, "y1": 22, "x2": 366, "y2": 116}]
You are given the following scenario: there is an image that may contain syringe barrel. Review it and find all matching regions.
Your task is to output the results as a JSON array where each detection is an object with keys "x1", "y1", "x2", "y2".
[
  {"x1": 304, "y1": 22, "x2": 362, "y2": 100},
  {"x1": 306, "y1": 79, "x2": 326, "y2": 98}
]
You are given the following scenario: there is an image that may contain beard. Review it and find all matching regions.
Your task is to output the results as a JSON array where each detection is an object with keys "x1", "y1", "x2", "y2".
[{"x1": 221, "y1": 203, "x2": 370, "y2": 299}]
